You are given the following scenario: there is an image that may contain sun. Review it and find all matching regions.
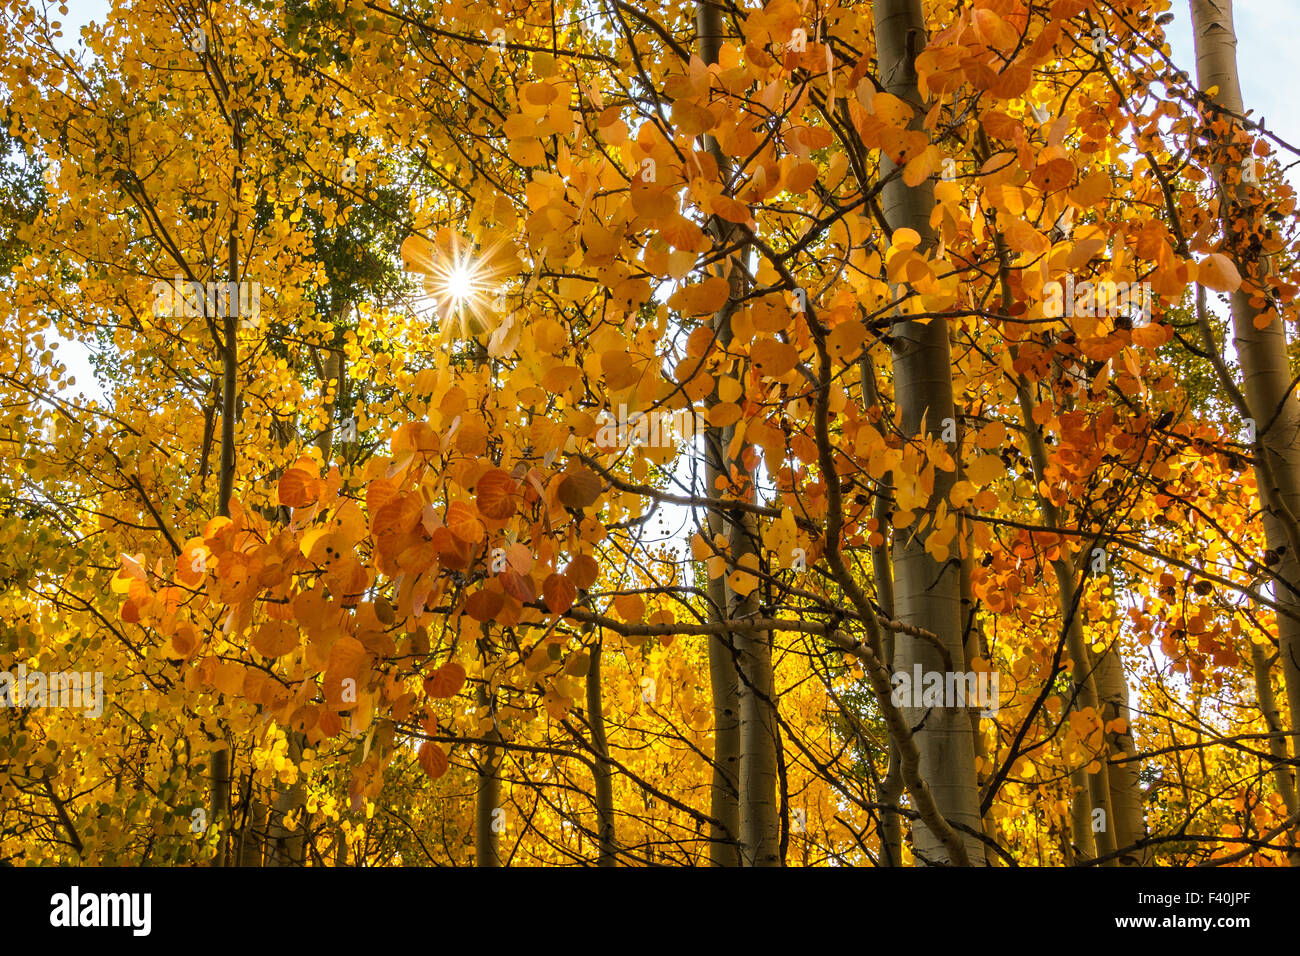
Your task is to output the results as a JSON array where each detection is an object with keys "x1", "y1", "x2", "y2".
[
  {"x1": 443, "y1": 261, "x2": 478, "y2": 305},
  {"x1": 427, "y1": 254, "x2": 490, "y2": 339},
  {"x1": 400, "y1": 228, "x2": 515, "y2": 341}
]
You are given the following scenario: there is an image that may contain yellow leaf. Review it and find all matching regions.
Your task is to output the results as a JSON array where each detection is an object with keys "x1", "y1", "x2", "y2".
[
  {"x1": 614, "y1": 593, "x2": 645, "y2": 621},
  {"x1": 949, "y1": 479, "x2": 977, "y2": 508},
  {"x1": 691, "y1": 532, "x2": 712, "y2": 561},
  {"x1": 253, "y1": 621, "x2": 299, "y2": 659},
  {"x1": 750, "y1": 338, "x2": 798, "y2": 377},
  {"x1": 709, "y1": 194, "x2": 753, "y2": 224},
  {"x1": 728, "y1": 553, "x2": 761, "y2": 597},
  {"x1": 964, "y1": 454, "x2": 1005, "y2": 487},
  {"x1": 708, "y1": 402, "x2": 742, "y2": 427},
  {"x1": 424, "y1": 661, "x2": 467, "y2": 699},
  {"x1": 903, "y1": 145, "x2": 941, "y2": 187},
  {"x1": 1197, "y1": 253, "x2": 1241, "y2": 293},
  {"x1": 891, "y1": 227, "x2": 922, "y2": 251},
  {"x1": 400, "y1": 233, "x2": 434, "y2": 273}
]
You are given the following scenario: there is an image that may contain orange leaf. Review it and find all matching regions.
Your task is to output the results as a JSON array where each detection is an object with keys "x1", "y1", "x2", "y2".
[
  {"x1": 323, "y1": 636, "x2": 367, "y2": 709},
  {"x1": 903, "y1": 145, "x2": 942, "y2": 187},
  {"x1": 326, "y1": 635, "x2": 366, "y2": 680},
  {"x1": 424, "y1": 661, "x2": 467, "y2": 699},
  {"x1": 971, "y1": 8, "x2": 1017, "y2": 50},
  {"x1": 542, "y1": 572, "x2": 576, "y2": 614},
  {"x1": 1070, "y1": 171, "x2": 1111, "y2": 208},
  {"x1": 445, "y1": 501, "x2": 485, "y2": 543},
  {"x1": 1030, "y1": 158, "x2": 1075, "y2": 193},
  {"x1": 784, "y1": 161, "x2": 818, "y2": 194},
  {"x1": 709, "y1": 195, "x2": 752, "y2": 224},
  {"x1": 505, "y1": 543, "x2": 533, "y2": 574},
  {"x1": 1198, "y1": 253, "x2": 1242, "y2": 293},
  {"x1": 252, "y1": 621, "x2": 299, "y2": 658},
  {"x1": 372, "y1": 493, "x2": 422, "y2": 541},
  {"x1": 614, "y1": 593, "x2": 645, "y2": 621},
  {"x1": 476, "y1": 468, "x2": 518, "y2": 520},
  {"x1": 315, "y1": 709, "x2": 341, "y2": 737},
  {"x1": 417, "y1": 740, "x2": 449, "y2": 780},
  {"x1": 750, "y1": 338, "x2": 798, "y2": 377},
  {"x1": 566, "y1": 554, "x2": 600, "y2": 590},
  {"x1": 464, "y1": 587, "x2": 504, "y2": 622},
  {"x1": 828, "y1": 321, "x2": 868, "y2": 359},
  {"x1": 278, "y1": 468, "x2": 319, "y2": 508},
  {"x1": 980, "y1": 111, "x2": 1022, "y2": 142},
  {"x1": 500, "y1": 569, "x2": 536, "y2": 604},
  {"x1": 1001, "y1": 217, "x2": 1049, "y2": 255},
  {"x1": 674, "y1": 276, "x2": 731, "y2": 316},
  {"x1": 558, "y1": 468, "x2": 602, "y2": 509},
  {"x1": 708, "y1": 402, "x2": 742, "y2": 428},
  {"x1": 400, "y1": 234, "x2": 434, "y2": 273},
  {"x1": 1131, "y1": 323, "x2": 1168, "y2": 349}
]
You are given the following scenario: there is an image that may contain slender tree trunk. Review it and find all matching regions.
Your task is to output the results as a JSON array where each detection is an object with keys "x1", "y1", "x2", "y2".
[
  {"x1": 731, "y1": 508, "x2": 780, "y2": 866},
  {"x1": 209, "y1": 740, "x2": 231, "y2": 866},
  {"x1": 1069, "y1": 767, "x2": 1098, "y2": 863},
  {"x1": 1012, "y1": 378, "x2": 1118, "y2": 864},
  {"x1": 1095, "y1": 635, "x2": 1148, "y2": 862},
  {"x1": 1252, "y1": 643, "x2": 1300, "y2": 817},
  {"x1": 958, "y1": 512, "x2": 999, "y2": 864},
  {"x1": 983, "y1": 128, "x2": 1141, "y2": 861},
  {"x1": 237, "y1": 791, "x2": 266, "y2": 867},
  {"x1": 875, "y1": 549, "x2": 904, "y2": 868},
  {"x1": 703, "y1": 524, "x2": 742, "y2": 866},
  {"x1": 210, "y1": 129, "x2": 242, "y2": 866},
  {"x1": 585, "y1": 636, "x2": 617, "y2": 866},
  {"x1": 464, "y1": 347, "x2": 505, "y2": 867},
  {"x1": 218, "y1": 146, "x2": 240, "y2": 517},
  {"x1": 950, "y1": 375, "x2": 998, "y2": 863},
  {"x1": 315, "y1": 344, "x2": 344, "y2": 462},
  {"x1": 1192, "y1": 0, "x2": 1300, "y2": 859},
  {"x1": 1051, "y1": 557, "x2": 1118, "y2": 863},
  {"x1": 860, "y1": 359, "x2": 904, "y2": 865},
  {"x1": 873, "y1": 0, "x2": 983, "y2": 865},
  {"x1": 701, "y1": 398, "x2": 741, "y2": 864},
  {"x1": 696, "y1": 0, "x2": 779, "y2": 866},
  {"x1": 253, "y1": 319, "x2": 343, "y2": 868},
  {"x1": 254, "y1": 363, "x2": 318, "y2": 868},
  {"x1": 265, "y1": 732, "x2": 308, "y2": 866},
  {"x1": 475, "y1": 680, "x2": 502, "y2": 867}
]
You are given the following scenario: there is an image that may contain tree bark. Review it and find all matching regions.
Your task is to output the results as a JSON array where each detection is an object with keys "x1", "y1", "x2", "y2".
[
  {"x1": 1068, "y1": 767, "x2": 1098, "y2": 863},
  {"x1": 265, "y1": 733, "x2": 308, "y2": 866},
  {"x1": 1252, "y1": 643, "x2": 1300, "y2": 837},
  {"x1": 475, "y1": 680, "x2": 502, "y2": 867},
  {"x1": 210, "y1": 126, "x2": 242, "y2": 865},
  {"x1": 585, "y1": 636, "x2": 617, "y2": 866},
  {"x1": 1192, "y1": 0, "x2": 1300, "y2": 858},
  {"x1": 236, "y1": 790, "x2": 266, "y2": 867},
  {"x1": 873, "y1": 0, "x2": 984, "y2": 865},
  {"x1": 696, "y1": 0, "x2": 780, "y2": 866},
  {"x1": 315, "y1": 344, "x2": 344, "y2": 462},
  {"x1": 702, "y1": 518, "x2": 742, "y2": 866},
  {"x1": 1095, "y1": 633, "x2": 1148, "y2": 862},
  {"x1": 861, "y1": 359, "x2": 904, "y2": 865}
]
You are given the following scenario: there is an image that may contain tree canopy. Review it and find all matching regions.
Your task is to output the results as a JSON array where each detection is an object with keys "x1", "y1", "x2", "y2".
[{"x1": 1, "y1": 0, "x2": 1298, "y2": 868}]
